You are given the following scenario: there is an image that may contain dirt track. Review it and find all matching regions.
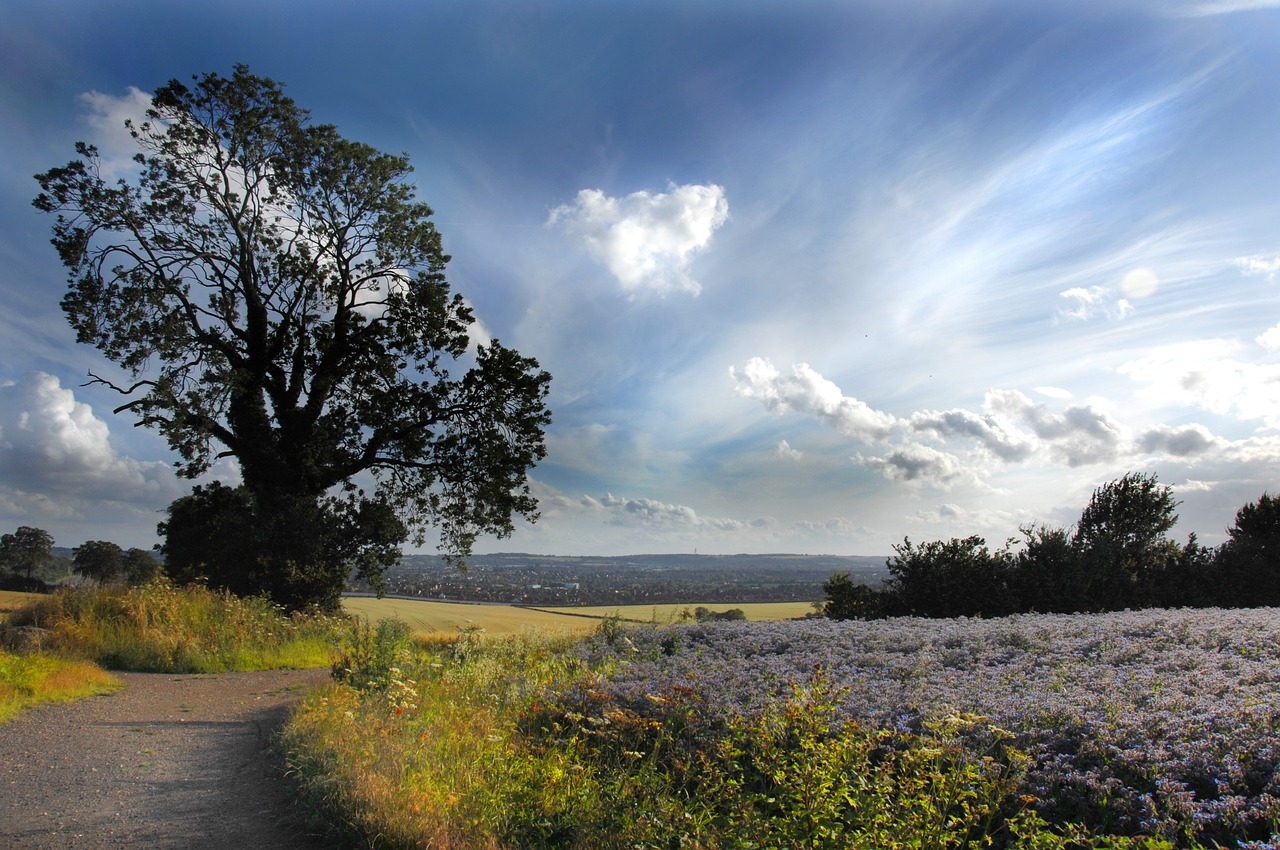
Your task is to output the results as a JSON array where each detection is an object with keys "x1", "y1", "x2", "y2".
[{"x1": 0, "y1": 668, "x2": 334, "y2": 849}]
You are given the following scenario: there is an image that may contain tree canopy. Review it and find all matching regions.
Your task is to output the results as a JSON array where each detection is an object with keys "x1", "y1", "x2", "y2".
[{"x1": 34, "y1": 67, "x2": 552, "y2": 609}]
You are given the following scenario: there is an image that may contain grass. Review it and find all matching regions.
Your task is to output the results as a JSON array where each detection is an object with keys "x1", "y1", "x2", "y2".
[
  {"x1": 342, "y1": 595, "x2": 599, "y2": 636},
  {"x1": 0, "y1": 590, "x2": 45, "y2": 619},
  {"x1": 0, "y1": 649, "x2": 120, "y2": 723},
  {"x1": 5, "y1": 580, "x2": 352, "y2": 673}
]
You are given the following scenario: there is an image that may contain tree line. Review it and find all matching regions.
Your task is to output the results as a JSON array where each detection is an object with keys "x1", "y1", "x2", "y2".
[
  {"x1": 824, "y1": 472, "x2": 1280, "y2": 620},
  {"x1": 0, "y1": 526, "x2": 160, "y2": 592}
]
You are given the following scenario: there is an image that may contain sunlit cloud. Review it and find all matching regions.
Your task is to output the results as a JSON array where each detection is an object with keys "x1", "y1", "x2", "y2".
[
  {"x1": 1119, "y1": 340, "x2": 1280, "y2": 427},
  {"x1": 730, "y1": 358, "x2": 899, "y2": 441},
  {"x1": 547, "y1": 183, "x2": 729, "y2": 296}
]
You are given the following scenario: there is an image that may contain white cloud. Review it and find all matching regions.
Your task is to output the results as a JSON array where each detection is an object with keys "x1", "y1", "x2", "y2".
[
  {"x1": 910, "y1": 408, "x2": 1035, "y2": 461},
  {"x1": 0, "y1": 372, "x2": 179, "y2": 509},
  {"x1": 1119, "y1": 341, "x2": 1280, "y2": 427},
  {"x1": 1234, "y1": 255, "x2": 1280, "y2": 278},
  {"x1": 548, "y1": 183, "x2": 729, "y2": 296},
  {"x1": 731, "y1": 358, "x2": 899, "y2": 441},
  {"x1": 776, "y1": 440, "x2": 803, "y2": 460},
  {"x1": 581, "y1": 492, "x2": 749, "y2": 531},
  {"x1": 983, "y1": 389, "x2": 1123, "y2": 466},
  {"x1": 1056, "y1": 286, "x2": 1133, "y2": 322},
  {"x1": 78, "y1": 87, "x2": 153, "y2": 178},
  {"x1": 1257, "y1": 323, "x2": 1280, "y2": 351}
]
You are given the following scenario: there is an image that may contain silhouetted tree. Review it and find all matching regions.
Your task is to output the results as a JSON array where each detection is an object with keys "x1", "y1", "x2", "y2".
[
  {"x1": 884, "y1": 536, "x2": 1016, "y2": 618},
  {"x1": 1072, "y1": 472, "x2": 1179, "y2": 610},
  {"x1": 1216, "y1": 493, "x2": 1280, "y2": 607},
  {"x1": 35, "y1": 67, "x2": 551, "y2": 610}
]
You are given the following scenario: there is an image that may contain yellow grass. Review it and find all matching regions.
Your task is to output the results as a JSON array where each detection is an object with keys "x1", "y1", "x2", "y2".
[
  {"x1": 341, "y1": 596, "x2": 600, "y2": 637},
  {"x1": 0, "y1": 590, "x2": 44, "y2": 617},
  {"x1": 0, "y1": 650, "x2": 121, "y2": 723},
  {"x1": 541, "y1": 601, "x2": 822, "y2": 622}
]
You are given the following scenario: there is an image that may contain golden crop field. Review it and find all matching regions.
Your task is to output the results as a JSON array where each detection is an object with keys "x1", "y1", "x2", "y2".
[
  {"x1": 540, "y1": 601, "x2": 821, "y2": 623},
  {"x1": 342, "y1": 596, "x2": 600, "y2": 637}
]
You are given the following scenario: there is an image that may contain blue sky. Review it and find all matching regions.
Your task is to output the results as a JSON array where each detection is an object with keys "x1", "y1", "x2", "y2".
[{"x1": 3, "y1": 0, "x2": 1280, "y2": 556}]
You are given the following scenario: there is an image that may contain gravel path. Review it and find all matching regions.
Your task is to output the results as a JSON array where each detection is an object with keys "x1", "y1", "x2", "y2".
[{"x1": 0, "y1": 668, "x2": 334, "y2": 849}]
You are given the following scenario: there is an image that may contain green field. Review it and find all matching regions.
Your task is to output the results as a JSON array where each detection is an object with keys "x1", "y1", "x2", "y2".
[{"x1": 540, "y1": 601, "x2": 820, "y2": 622}]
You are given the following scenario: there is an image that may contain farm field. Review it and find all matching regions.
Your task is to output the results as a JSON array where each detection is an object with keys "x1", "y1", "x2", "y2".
[
  {"x1": 541, "y1": 601, "x2": 819, "y2": 622},
  {"x1": 342, "y1": 595, "x2": 598, "y2": 636},
  {"x1": 0, "y1": 591, "x2": 42, "y2": 619}
]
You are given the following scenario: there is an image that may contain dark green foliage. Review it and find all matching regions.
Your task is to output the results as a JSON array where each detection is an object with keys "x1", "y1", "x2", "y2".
[
  {"x1": 821, "y1": 571, "x2": 884, "y2": 620},
  {"x1": 123, "y1": 548, "x2": 162, "y2": 585},
  {"x1": 884, "y1": 535, "x2": 1017, "y2": 619},
  {"x1": 692, "y1": 606, "x2": 748, "y2": 622},
  {"x1": 34, "y1": 67, "x2": 551, "y2": 610},
  {"x1": 830, "y1": 473, "x2": 1280, "y2": 620},
  {"x1": 159, "y1": 482, "x2": 404, "y2": 611},
  {"x1": 1215, "y1": 493, "x2": 1280, "y2": 607},
  {"x1": 1071, "y1": 473, "x2": 1179, "y2": 610},
  {"x1": 72, "y1": 540, "x2": 125, "y2": 584}
]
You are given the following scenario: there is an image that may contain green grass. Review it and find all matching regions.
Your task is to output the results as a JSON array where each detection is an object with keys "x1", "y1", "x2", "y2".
[
  {"x1": 6, "y1": 581, "x2": 352, "y2": 673},
  {"x1": 0, "y1": 649, "x2": 120, "y2": 723}
]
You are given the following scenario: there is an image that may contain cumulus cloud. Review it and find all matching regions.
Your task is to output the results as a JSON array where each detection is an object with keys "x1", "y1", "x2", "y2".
[
  {"x1": 1257, "y1": 323, "x2": 1280, "y2": 351},
  {"x1": 855, "y1": 444, "x2": 973, "y2": 489},
  {"x1": 1056, "y1": 286, "x2": 1133, "y2": 322},
  {"x1": 547, "y1": 183, "x2": 729, "y2": 296},
  {"x1": 910, "y1": 408, "x2": 1034, "y2": 462},
  {"x1": 1118, "y1": 341, "x2": 1280, "y2": 427},
  {"x1": 1137, "y1": 423, "x2": 1220, "y2": 457},
  {"x1": 0, "y1": 372, "x2": 179, "y2": 511},
  {"x1": 580, "y1": 492, "x2": 749, "y2": 531},
  {"x1": 984, "y1": 389, "x2": 1123, "y2": 466},
  {"x1": 731, "y1": 358, "x2": 899, "y2": 441}
]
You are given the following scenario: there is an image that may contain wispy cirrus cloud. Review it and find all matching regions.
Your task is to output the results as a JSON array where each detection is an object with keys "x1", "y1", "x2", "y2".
[{"x1": 548, "y1": 183, "x2": 729, "y2": 296}]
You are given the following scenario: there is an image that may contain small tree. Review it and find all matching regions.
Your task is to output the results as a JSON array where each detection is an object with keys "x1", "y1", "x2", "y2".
[
  {"x1": 35, "y1": 67, "x2": 552, "y2": 610},
  {"x1": 73, "y1": 540, "x2": 125, "y2": 584},
  {"x1": 822, "y1": 571, "x2": 883, "y2": 620}
]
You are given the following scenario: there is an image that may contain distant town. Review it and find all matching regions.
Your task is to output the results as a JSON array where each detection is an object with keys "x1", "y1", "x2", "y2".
[{"x1": 352, "y1": 553, "x2": 890, "y2": 607}]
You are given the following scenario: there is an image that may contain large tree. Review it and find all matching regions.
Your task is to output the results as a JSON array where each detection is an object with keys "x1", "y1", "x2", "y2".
[{"x1": 34, "y1": 67, "x2": 551, "y2": 609}]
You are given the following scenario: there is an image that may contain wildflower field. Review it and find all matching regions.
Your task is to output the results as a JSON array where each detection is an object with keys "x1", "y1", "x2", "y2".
[{"x1": 283, "y1": 607, "x2": 1280, "y2": 849}]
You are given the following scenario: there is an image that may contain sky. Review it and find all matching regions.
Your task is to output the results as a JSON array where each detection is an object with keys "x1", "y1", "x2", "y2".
[{"x1": 2, "y1": 0, "x2": 1280, "y2": 557}]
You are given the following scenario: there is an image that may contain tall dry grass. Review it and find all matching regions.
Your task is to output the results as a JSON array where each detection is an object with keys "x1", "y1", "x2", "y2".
[{"x1": 4, "y1": 580, "x2": 352, "y2": 672}]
